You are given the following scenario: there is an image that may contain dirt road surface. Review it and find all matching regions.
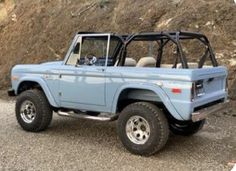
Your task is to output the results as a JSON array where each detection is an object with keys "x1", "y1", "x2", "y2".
[{"x1": 0, "y1": 99, "x2": 235, "y2": 171}]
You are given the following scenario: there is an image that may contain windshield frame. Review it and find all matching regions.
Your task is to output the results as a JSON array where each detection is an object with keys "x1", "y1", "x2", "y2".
[{"x1": 63, "y1": 33, "x2": 125, "y2": 67}]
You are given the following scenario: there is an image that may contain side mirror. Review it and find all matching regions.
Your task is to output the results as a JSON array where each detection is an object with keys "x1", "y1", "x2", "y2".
[{"x1": 73, "y1": 43, "x2": 80, "y2": 54}]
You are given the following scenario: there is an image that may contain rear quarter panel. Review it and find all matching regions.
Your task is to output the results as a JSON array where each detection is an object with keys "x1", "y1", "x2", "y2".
[{"x1": 107, "y1": 66, "x2": 227, "y2": 121}]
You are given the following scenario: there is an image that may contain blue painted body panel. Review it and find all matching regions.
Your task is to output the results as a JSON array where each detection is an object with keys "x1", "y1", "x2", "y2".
[
  {"x1": 9, "y1": 33, "x2": 227, "y2": 121},
  {"x1": 10, "y1": 61, "x2": 228, "y2": 121}
]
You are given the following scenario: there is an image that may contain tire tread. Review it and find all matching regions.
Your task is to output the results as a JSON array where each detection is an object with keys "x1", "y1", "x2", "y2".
[
  {"x1": 15, "y1": 89, "x2": 52, "y2": 132},
  {"x1": 117, "y1": 102, "x2": 169, "y2": 156}
]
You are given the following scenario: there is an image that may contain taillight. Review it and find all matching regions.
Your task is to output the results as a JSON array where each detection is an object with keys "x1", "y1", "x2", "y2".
[
  {"x1": 196, "y1": 80, "x2": 204, "y2": 89},
  {"x1": 191, "y1": 80, "x2": 205, "y2": 101},
  {"x1": 191, "y1": 82, "x2": 195, "y2": 101},
  {"x1": 225, "y1": 77, "x2": 228, "y2": 92}
]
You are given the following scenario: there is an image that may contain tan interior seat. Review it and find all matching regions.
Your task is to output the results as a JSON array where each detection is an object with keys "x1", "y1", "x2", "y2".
[
  {"x1": 203, "y1": 65, "x2": 213, "y2": 68},
  {"x1": 124, "y1": 58, "x2": 137, "y2": 66},
  {"x1": 158, "y1": 62, "x2": 213, "y2": 69},
  {"x1": 160, "y1": 64, "x2": 173, "y2": 68},
  {"x1": 177, "y1": 62, "x2": 198, "y2": 69},
  {"x1": 176, "y1": 63, "x2": 213, "y2": 68},
  {"x1": 136, "y1": 57, "x2": 156, "y2": 67},
  {"x1": 115, "y1": 57, "x2": 137, "y2": 66}
]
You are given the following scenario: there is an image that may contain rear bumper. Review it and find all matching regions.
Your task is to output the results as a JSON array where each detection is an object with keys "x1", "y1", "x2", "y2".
[
  {"x1": 191, "y1": 100, "x2": 229, "y2": 122},
  {"x1": 8, "y1": 89, "x2": 16, "y2": 96}
]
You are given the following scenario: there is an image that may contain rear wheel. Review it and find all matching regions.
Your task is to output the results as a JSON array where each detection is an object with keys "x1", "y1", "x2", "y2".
[
  {"x1": 15, "y1": 89, "x2": 53, "y2": 132},
  {"x1": 117, "y1": 102, "x2": 169, "y2": 156},
  {"x1": 169, "y1": 119, "x2": 205, "y2": 136}
]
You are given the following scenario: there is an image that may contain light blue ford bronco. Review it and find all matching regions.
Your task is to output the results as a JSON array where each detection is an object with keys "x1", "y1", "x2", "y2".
[{"x1": 8, "y1": 31, "x2": 228, "y2": 155}]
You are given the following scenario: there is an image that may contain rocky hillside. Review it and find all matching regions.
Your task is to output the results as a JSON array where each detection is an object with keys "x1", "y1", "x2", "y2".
[{"x1": 0, "y1": 0, "x2": 236, "y2": 95}]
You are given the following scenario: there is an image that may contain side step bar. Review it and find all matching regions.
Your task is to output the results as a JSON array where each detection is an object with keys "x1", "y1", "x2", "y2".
[{"x1": 58, "y1": 110, "x2": 118, "y2": 122}]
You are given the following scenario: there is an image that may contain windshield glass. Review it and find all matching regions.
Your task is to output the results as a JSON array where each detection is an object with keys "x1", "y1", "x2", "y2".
[
  {"x1": 79, "y1": 36, "x2": 119, "y2": 66},
  {"x1": 66, "y1": 35, "x2": 120, "y2": 66}
]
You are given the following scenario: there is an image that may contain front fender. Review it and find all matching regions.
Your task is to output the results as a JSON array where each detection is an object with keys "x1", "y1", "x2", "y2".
[
  {"x1": 111, "y1": 83, "x2": 184, "y2": 120},
  {"x1": 16, "y1": 76, "x2": 59, "y2": 107}
]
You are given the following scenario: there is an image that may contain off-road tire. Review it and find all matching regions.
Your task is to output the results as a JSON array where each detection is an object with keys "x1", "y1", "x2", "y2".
[
  {"x1": 117, "y1": 102, "x2": 169, "y2": 156},
  {"x1": 169, "y1": 119, "x2": 205, "y2": 136},
  {"x1": 15, "y1": 89, "x2": 53, "y2": 132}
]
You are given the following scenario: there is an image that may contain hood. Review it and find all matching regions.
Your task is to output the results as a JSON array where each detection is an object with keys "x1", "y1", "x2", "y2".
[{"x1": 12, "y1": 61, "x2": 63, "y2": 74}]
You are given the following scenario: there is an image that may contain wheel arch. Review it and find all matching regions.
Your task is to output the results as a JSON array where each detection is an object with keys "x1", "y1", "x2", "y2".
[
  {"x1": 112, "y1": 84, "x2": 184, "y2": 120},
  {"x1": 16, "y1": 78, "x2": 59, "y2": 107}
]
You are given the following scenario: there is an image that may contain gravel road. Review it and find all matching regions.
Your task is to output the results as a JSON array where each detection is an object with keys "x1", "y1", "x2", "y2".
[{"x1": 0, "y1": 99, "x2": 235, "y2": 171}]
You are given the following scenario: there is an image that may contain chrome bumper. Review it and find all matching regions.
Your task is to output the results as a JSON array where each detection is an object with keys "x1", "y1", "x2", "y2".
[{"x1": 191, "y1": 100, "x2": 229, "y2": 122}]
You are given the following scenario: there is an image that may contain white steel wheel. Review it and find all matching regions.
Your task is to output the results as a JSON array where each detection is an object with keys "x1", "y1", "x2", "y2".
[
  {"x1": 126, "y1": 116, "x2": 150, "y2": 145},
  {"x1": 20, "y1": 100, "x2": 36, "y2": 123}
]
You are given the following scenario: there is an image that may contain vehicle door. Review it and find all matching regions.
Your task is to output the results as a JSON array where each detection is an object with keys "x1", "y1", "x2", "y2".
[{"x1": 59, "y1": 34, "x2": 110, "y2": 110}]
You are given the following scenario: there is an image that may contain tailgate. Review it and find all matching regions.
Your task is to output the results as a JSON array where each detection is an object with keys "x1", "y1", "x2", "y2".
[{"x1": 191, "y1": 66, "x2": 227, "y2": 106}]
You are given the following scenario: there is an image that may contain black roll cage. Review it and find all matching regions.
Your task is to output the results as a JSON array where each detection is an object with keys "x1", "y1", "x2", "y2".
[
  {"x1": 77, "y1": 31, "x2": 218, "y2": 68},
  {"x1": 116, "y1": 31, "x2": 218, "y2": 68}
]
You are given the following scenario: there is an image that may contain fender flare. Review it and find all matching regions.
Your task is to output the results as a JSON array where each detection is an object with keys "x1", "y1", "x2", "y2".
[
  {"x1": 16, "y1": 77, "x2": 59, "y2": 107},
  {"x1": 111, "y1": 83, "x2": 184, "y2": 120}
]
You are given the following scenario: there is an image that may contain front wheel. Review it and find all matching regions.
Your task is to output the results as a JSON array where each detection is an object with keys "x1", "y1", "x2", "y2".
[
  {"x1": 117, "y1": 102, "x2": 169, "y2": 156},
  {"x1": 15, "y1": 89, "x2": 53, "y2": 132},
  {"x1": 169, "y1": 119, "x2": 205, "y2": 136}
]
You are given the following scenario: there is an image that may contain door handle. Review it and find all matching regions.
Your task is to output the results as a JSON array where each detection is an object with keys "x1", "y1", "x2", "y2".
[{"x1": 96, "y1": 68, "x2": 105, "y2": 72}]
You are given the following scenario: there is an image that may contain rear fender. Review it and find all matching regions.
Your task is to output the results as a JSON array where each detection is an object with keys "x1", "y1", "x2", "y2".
[{"x1": 111, "y1": 83, "x2": 184, "y2": 120}]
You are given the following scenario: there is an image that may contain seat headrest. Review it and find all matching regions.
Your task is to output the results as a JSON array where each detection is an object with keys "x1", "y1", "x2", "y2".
[
  {"x1": 124, "y1": 58, "x2": 137, "y2": 66},
  {"x1": 136, "y1": 57, "x2": 156, "y2": 67}
]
